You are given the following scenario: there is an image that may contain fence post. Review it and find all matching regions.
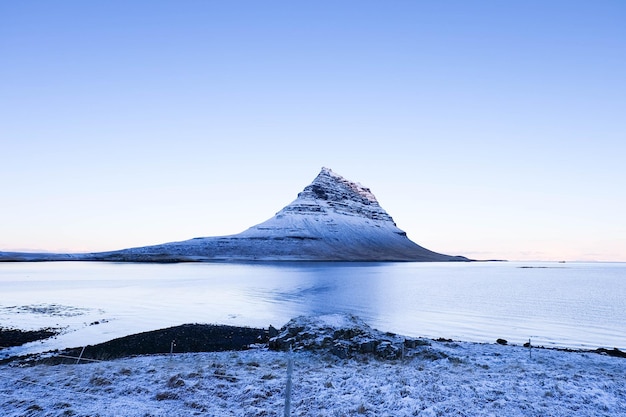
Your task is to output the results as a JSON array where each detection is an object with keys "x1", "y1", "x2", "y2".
[
  {"x1": 76, "y1": 346, "x2": 86, "y2": 364},
  {"x1": 284, "y1": 347, "x2": 294, "y2": 417}
]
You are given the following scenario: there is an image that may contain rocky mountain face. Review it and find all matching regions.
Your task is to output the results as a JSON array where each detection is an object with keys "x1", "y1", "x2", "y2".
[
  {"x1": 1, "y1": 168, "x2": 469, "y2": 262},
  {"x1": 282, "y1": 167, "x2": 394, "y2": 222}
]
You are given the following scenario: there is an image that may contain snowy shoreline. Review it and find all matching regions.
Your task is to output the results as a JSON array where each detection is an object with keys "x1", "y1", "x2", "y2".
[{"x1": 2, "y1": 315, "x2": 625, "y2": 416}]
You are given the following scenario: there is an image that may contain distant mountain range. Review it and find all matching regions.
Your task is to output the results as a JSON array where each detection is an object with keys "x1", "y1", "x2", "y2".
[{"x1": 0, "y1": 168, "x2": 469, "y2": 262}]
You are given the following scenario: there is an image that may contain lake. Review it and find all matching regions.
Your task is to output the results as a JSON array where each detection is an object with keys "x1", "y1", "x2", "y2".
[{"x1": 1, "y1": 261, "x2": 624, "y2": 357}]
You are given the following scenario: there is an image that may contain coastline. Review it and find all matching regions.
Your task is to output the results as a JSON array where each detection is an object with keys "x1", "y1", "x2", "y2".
[
  {"x1": 3, "y1": 318, "x2": 625, "y2": 366},
  {"x1": 2, "y1": 318, "x2": 625, "y2": 416}
]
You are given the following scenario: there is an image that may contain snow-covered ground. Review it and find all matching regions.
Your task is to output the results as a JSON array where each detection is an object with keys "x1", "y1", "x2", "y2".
[{"x1": 2, "y1": 339, "x2": 624, "y2": 416}]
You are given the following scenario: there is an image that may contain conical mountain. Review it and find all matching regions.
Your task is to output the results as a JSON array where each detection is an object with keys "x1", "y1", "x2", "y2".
[{"x1": 80, "y1": 168, "x2": 469, "y2": 262}]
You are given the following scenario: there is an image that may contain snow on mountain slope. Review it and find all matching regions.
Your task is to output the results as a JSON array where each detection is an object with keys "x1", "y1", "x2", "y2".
[
  {"x1": 0, "y1": 168, "x2": 468, "y2": 262},
  {"x1": 86, "y1": 168, "x2": 468, "y2": 262}
]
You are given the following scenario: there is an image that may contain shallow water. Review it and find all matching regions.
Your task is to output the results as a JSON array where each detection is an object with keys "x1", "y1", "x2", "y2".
[{"x1": 1, "y1": 261, "x2": 624, "y2": 355}]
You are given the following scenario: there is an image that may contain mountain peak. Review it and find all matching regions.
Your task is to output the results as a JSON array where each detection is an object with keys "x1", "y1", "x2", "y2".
[
  {"x1": 283, "y1": 167, "x2": 394, "y2": 222},
  {"x1": 310, "y1": 167, "x2": 378, "y2": 204}
]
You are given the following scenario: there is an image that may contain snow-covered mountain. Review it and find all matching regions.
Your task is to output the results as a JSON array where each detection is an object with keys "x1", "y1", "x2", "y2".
[{"x1": 0, "y1": 168, "x2": 469, "y2": 262}]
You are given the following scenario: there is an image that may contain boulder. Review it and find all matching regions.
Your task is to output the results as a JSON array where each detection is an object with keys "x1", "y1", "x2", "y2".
[{"x1": 269, "y1": 314, "x2": 429, "y2": 360}]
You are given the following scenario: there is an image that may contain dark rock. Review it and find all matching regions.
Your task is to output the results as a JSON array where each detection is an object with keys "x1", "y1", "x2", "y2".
[
  {"x1": 376, "y1": 341, "x2": 402, "y2": 360},
  {"x1": 330, "y1": 342, "x2": 350, "y2": 359},
  {"x1": 358, "y1": 340, "x2": 377, "y2": 354},
  {"x1": 403, "y1": 339, "x2": 416, "y2": 349},
  {"x1": 596, "y1": 347, "x2": 626, "y2": 358},
  {"x1": 308, "y1": 185, "x2": 329, "y2": 200},
  {"x1": 287, "y1": 326, "x2": 305, "y2": 337},
  {"x1": 0, "y1": 327, "x2": 60, "y2": 348},
  {"x1": 268, "y1": 314, "x2": 409, "y2": 360},
  {"x1": 333, "y1": 328, "x2": 364, "y2": 340},
  {"x1": 268, "y1": 325, "x2": 279, "y2": 338},
  {"x1": 496, "y1": 338, "x2": 508, "y2": 345},
  {"x1": 269, "y1": 336, "x2": 294, "y2": 351},
  {"x1": 404, "y1": 338, "x2": 430, "y2": 348},
  {"x1": 300, "y1": 331, "x2": 317, "y2": 341},
  {"x1": 321, "y1": 336, "x2": 334, "y2": 347}
]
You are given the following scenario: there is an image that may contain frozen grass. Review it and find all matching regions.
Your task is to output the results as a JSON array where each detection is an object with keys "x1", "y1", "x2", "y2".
[{"x1": 2, "y1": 340, "x2": 624, "y2": 416}]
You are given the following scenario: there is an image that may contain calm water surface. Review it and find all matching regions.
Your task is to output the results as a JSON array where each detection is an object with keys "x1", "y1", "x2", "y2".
[{"x1": 1, "y1": 261, "x2": 624, "y2": 356}]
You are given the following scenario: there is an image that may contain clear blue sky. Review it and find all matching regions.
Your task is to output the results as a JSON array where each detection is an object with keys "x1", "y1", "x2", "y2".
[{"x1": 1, "y1": 1, "x2": 625, "y2": 261}]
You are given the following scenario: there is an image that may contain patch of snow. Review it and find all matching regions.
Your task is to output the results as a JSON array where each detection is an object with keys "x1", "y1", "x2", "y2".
[{"x1": 317, "y1": 313, "x2": 355, "y2": 329}]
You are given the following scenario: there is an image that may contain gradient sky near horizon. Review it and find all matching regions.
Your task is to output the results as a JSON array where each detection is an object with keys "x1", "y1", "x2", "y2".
[{"x1": 1, "y1": 1, "x2": 625, "y2": 261}]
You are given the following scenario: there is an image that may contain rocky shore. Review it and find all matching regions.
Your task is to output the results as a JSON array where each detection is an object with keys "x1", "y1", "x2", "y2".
[
  {"x1": 2, "y1": 315, "x2": 625, "y2": 416},
  {"x1": 3, "y1": 314, "x2": 625, "y2": 367},
  {"x1": 0, "y1": 327, "x2": 60, "y2": 349}
]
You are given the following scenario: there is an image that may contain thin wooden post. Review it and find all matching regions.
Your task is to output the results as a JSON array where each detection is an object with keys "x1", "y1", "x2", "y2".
[
  {"x1": 76, "y1": 346, "x2": 86, "y2": 364},
  {"x1": 284, "y1": 348, "x2": 294, "y2": 417}
]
